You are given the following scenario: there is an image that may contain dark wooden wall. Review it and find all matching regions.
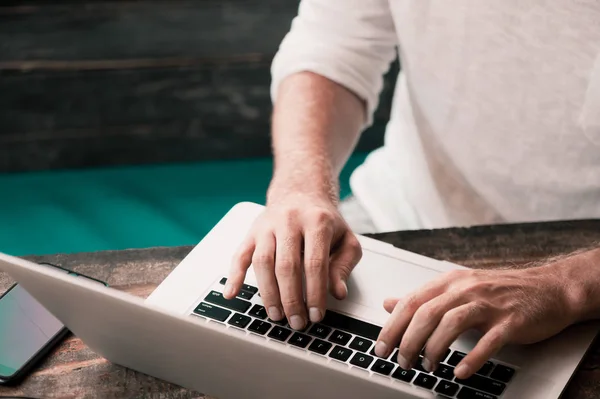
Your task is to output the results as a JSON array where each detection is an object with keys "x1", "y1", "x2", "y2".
[{"x1": 0, "y1": 1, "x2": 398, "y2": 173}]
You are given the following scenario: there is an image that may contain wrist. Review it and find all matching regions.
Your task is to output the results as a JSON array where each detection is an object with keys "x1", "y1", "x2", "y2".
[
  {"x1": 554, "y1": 248, "x2": 600, "y2": 323},
  {"x1": 267, "y1": 171, "x2": 339, "y2": 206}
]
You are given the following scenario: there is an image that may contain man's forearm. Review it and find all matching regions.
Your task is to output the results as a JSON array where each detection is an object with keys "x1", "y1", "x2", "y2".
[{"x1": 267, "y1": 72, "x2": 366, "y2": 204}]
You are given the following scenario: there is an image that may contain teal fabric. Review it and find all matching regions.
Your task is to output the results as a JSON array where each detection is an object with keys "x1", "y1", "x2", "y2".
[{"x1": 0, "y1": 154, "x2": 367, "y2": 256}]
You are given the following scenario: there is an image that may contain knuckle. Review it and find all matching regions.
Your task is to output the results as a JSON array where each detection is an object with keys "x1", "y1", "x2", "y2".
[
  {"x1": 252, "y1": 254, "x2": 275, "y2": 268},
  {"x1": 415, "y1": 303, "x2": 441, "y2": 322},
  {"x1": 281, "y1": 297, "x2": 304, "y2": 310},
  {"x1": 403, "y1": 295, "x2": 421, "y2": 313},
  {"x1": 308, "y1": 209, "x2": 335, "y2": 226},
  {"x1": 305, "y1": 258, "x2": 326, "y2": 274},
  {"x1": 276, "y1": 258, "x2": 300, "y2": 277}
]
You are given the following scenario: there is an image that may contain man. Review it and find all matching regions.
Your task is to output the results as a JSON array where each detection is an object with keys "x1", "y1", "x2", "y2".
[{"x1": 224, "y1": 0, "x2": 600, "y2": 380}]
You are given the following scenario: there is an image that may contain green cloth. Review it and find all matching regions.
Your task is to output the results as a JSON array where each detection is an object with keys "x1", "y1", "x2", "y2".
[{"x1": 0, "y1": 155, "x2": 366, "y2": 256}]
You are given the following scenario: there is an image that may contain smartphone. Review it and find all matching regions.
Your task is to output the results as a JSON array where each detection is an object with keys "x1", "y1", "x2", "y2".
[{"x1": 0, "y1": 263, "x2": 107, "y2": 385}]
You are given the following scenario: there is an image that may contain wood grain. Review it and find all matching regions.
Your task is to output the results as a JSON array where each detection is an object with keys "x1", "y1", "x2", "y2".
[
  {"x1": 0, "y1": 0, "x2": 399, "y2": 172},
  {"x1": 1, "y1": 219, "x2": 599, "y2": 398}
]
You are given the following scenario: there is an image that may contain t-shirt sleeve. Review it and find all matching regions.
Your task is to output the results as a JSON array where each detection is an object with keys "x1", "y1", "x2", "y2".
[{"x1": 270, "y1": 0, "x2": 398, "y2": 129}]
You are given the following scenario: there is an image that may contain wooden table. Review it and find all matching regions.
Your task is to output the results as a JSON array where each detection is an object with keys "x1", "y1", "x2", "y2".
[{"x1": 1, "y1": 220, "x2": 600, "y2": 398}]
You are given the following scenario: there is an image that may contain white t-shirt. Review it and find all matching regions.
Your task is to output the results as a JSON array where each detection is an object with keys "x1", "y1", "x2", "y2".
[{"x1": 270, "y1": 0, "x2": 600, "y2": 231}]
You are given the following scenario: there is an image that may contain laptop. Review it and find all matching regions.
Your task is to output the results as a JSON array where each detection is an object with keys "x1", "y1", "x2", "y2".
[{"x1": 0, "y1": 202, "x2": 597, "y2": 399}]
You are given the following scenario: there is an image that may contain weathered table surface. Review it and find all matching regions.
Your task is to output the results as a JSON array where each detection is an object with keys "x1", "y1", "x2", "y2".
[{"x1": 1, "y1": 220, "x2": 600, "y2": 398}]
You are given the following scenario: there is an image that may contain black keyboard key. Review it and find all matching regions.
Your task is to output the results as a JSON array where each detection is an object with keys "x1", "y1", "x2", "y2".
[
  {"x1": 370, "y1": 347, "x2": 390, "y2": 359},
  {"x1": 248, "y1": 320, "x2": 272, "y2": 335},
  {"x1": 477, "y1": 361, "x2": 494, "y2": 376},
  {"x1": 457, "y1": 387, "x2": 497, "y2": 399},
  {"x1": 447, "y1": 351, "x2": 466, "y2": 366},
  {"x1": 390, "y1": 349, "x2": 401, "y2": 363},
  {"x1": 371, "y1": 359, "x2": 395, "y2": 376},
  {"x1": 219, "y1": 277, "x2": 227, "y2": 285},
  {"x1": 433, "y1": 364, "x2": 455, "y2": 380},
  {"x1": 204, "y1": 291, "x2": 251, "y2": 313},
  {"x1": 308, "y1": 324, "x2": 332, "y2": 339},
  {"x1": 249, "y1": 304, "x2": 268, "y2": 319},
  {"x1": 455, "y1": 374, "x2": 506, "y2": 395},
  {"x1": 414, "y1": 356, "x2": 431, "y2": 372},
  {"x1": 329, "y1": 345, "x2": 353, "y2": 362},
  {"x1": 349, "y1": 337, "x2": 372, "y2": 353},
  {"x1": 441, "y1": 348, "x2": 451, "y2": 362},
  {"x1": 268, "y1": 326, "x2": 292, "y2": 341},
  {"x1": 308, "y1": 338, "x2": 332, "y2": 355},
  {"x1": 414, "y1": 372, "x2": 438, "y2": 389},
  {"x1": 435, "y1": 380, "x2": 460, "y2": 396},
  {"x1": 489, "y1": 364, "x2": 515, "y2": 383},
  {"x1": 193, "y1": 302, "x2": 231, "y2": 322},
  {"x1": 289, "y1": 332, "x2": 312, "y2": 348},
  {"x1": 227, "y1": 313, "x2": 251, "y2": 329},
  {"x1": 329, "y1": 330, "x2": 352, "y2": 345},
  {"x1": 321, "y1": 310, "x2": 382, "y2": 341},
  {"x1": 308, "y1": 339, "x2": 332, "y2": 355},
  {"x1": 349, "y1": 352, "x2": 374, "y2": 369},
  {"x1": 237, "y1": 290, "x2": 254, "y2": 300},
  {"x1": 392, "y1": 368, "x2": 416, "y2": 383},
  {"x1": 242, "y1": 283, "x2": 259, "y2": 294}
]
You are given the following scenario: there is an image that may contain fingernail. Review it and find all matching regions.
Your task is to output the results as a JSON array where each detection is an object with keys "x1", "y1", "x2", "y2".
[
  {"x1": 309, "y1": 307, "x2": 322, "y2": 322},
  {"x1": 289, "y1": 315, "x2": 306, "y2": 330},
  {"x1": 397, "y1": 354, "x2": 410, "y2": 370},
  {"x1": 374, "y1": 341, "x2": 389, "y2": 357},
  {"x1": 455, "y1": 363, "x2": 470, "y2": 379},
  {"x1": 224, "y1": 283, "x2": 235, "y2": 298},
  {"x1": 268, "y1": 307, "x2": 282, "y2": 321},
  {"x1": 422, "y1": 358, "x2": 432, "y2": 372},
  {"x1": 341, "y1": 280, "x2": 348, "y2": 296}
]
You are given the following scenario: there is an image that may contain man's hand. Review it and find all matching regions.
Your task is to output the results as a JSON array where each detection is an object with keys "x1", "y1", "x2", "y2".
[
  {"x1": 223, "y1": 193, "x2": 362, "y2": 331},
  {"x1": 374, "y1": 249, "x2": 600, "y2": 380}
]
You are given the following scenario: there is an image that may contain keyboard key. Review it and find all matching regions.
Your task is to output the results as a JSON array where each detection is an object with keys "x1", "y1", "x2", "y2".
[
  {"x1": 321, "y1": 310, "x2": 382, "y2": 341},
  {"x1": 308, "y1": 324, "x2": 332, "y2": 339},
  {"x1": 237, "y1": 290, "x2": 254, "y2": 300},
  {"x1": 349, "y1": 337, "x2": 372, "y2": 353},
  {"x1": 455, "y1": 374, "x2": 506, "y2": 395},
  {"x1": 350, "y1": 353, "x2": 374, "y2": 369},
  {"x1": 227, "y1": 313, "x2": 251, "y2": 329},
  {"x1": 447, "y1": 351, "x2": 466, "y2": 366},
  {"x1": 193, "y1": 302, "x2": 231, "y2": 322},
  {"x1": 269, "y1": 318, "x2": 288, "y2": 326},
  {"x1": 390, "y1": 349, "x2": 401, "y2": 363},
  {"x1": 249, "y1": 304, "x2": 268, "y2": 319},
  {"x1": 268, "y1": 326, "x2": 292, "y2": 342},
  {"x1": 392, "y1": 368, "x2": 416, "y2": 383},
  {"x1": 433, "y1": 364, "x2": 455, "y2": 380},
  {"x1": 371, "y1": 359, "x2": 395, "y2": 376},
  {"x1": 489, "y1": 364, "x2": 515, "y2": 383},
  {"x1": 289, "y1": 332, "x2": 312, "y2": 348},
  {"x1": 248, "y1": 319, "x2": 272, "y2": 335},
  {"x1": 414, "y1": 372, "x2": 438, "y2": 389},
  {"x1": 369, "y1": 347, "x2": 390, "y2": 359},
  {"x1": 477, "y1": 361, "x2": 494, "y2": 376},
  {"x1": 308, "y1": 339, "x2": 332, "y2": 355},
  {"x1": 219, "y1": 277, "x2": 227, "y2": 285},
  {"x1": 414, "y1": 356, "x2": 428, "y2": 372},
  {"x1": 457, "y1": 387, "x2": 497, "y2": 399},
  {"x1": 435, "y1": 380, "x2": 459, "y2": 396},
  {"x1": 329, "y1": 330, "x2": 352, "y2": 345},
  {"x1": 329, "y1": 345, "x2": 353, "y2": 362},
  {"x1": 241, "y1": 283, "x2": 259, "y2": 294},
  {"x1": 204, "y1": 291, "x2": 251, "y2": 313}
]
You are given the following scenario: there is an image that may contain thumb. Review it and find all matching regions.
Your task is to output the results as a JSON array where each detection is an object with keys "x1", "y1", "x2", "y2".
[
  {"x1": 329, "y1": 232, "x2": 362, "y2": 300},
  {"x1": 383, "y1": 297, "x2": 401, "y2": 313}
]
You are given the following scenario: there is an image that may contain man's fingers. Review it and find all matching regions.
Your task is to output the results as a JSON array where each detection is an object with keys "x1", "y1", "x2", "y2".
[
  {"x1": 396, "y1": 293, "x2": 466, "y2": 371},
  {"x1": 384, "y1": 298, "x2": 401, "y2": 313},
  {"x1": 423, "y1": 302, "x2": 487, "y2": 371},
  {"x1": 328, "y1": 232, "x2": 362, "y2": 300},
  {"x1": 375, "y1": 281, "x2": 448, "y2": 363},
  {"x1": 455, "y1": 324, "x2": 509, "y2": 379},
  {"x1": 251, "y1": 232, "x2": 283, "y2": 321},
  {"x1": 304, "y1": 224, "x2": 333, "y2": 323},
  {"x1": 224, "y1": 236, "x2": 255, "y2": 299},
  {"x1": 275, "y1": 228, "x2": 307, "y2": 330}
]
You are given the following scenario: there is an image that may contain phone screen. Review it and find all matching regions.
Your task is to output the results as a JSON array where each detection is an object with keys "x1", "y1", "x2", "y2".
[{"x1": 0, "y1": 284, "x2": 64, "y2": 378}]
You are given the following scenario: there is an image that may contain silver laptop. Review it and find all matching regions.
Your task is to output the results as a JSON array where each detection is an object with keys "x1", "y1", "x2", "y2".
[{"x1": 0, "y1": 202, "x2": 597, "y2": 399}]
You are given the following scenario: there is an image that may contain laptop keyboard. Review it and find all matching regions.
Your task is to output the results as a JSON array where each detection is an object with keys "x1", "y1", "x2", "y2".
[{"x1": 191, "y1": 277, "x2": 516, "y2": 399}]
